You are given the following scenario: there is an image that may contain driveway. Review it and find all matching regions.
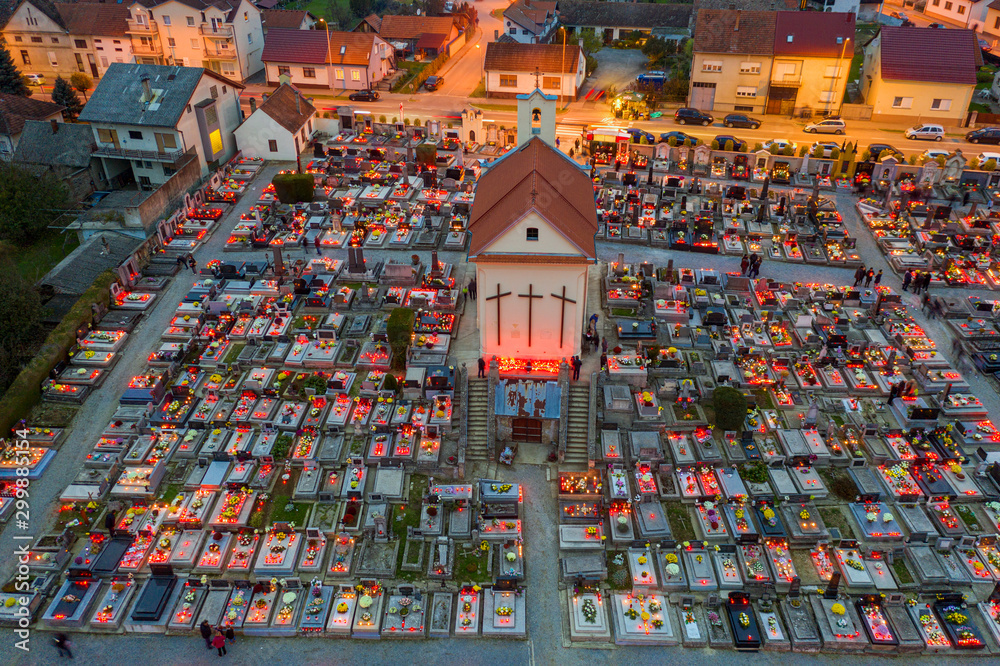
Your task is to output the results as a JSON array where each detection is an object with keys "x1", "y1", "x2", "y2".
[{"x1": 581, "y1": 48, "x2": 648, "y2": 96}]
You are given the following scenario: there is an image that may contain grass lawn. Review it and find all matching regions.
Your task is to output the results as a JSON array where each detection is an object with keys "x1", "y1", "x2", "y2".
[
  {"x1": 970, "y1": 102, "x2": 992, "y2": 113},
  {"x1": 892, "y1": 558, "x2": 914, "y2": 585},
  {"x1": 1, "y1": 230, "x2": 80, "y2": 283},
  {"x1": 817, "y1": 506, "x2": 856, "y2": 541},
  {"x1": 606, "y1": 551, "x2": 632, "y2": 590},
  {"x1": 665, "y1": 502, "x2": 696, "y2": 543},
  {"x1": 454, "y1": 547, "x2": 492, "y2": 583},
  {"x1": 272, "y1": 500, "x2": 311, "y2": 525},
  {"x1": 818, "y1": 468, "x2": 858, "y2": 502},
  {"x1": 158, "y1": 483, "x2": 182, "y2": 503},
  {"x1": 470, "y1": 79, "x2": 486, "y2": 99},
  {"x1": 27, "y1": 402, "x2": 77, "y2": 427}
]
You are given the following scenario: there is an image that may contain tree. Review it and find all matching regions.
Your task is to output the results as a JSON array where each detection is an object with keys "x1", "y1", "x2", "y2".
[
  {"x1": 69, "y1": 72, "x2": 92, "y2": 101},
  {"x1": 51, "y1": 77, "x2": 82, "y2": 120},
  {"x1": 414, "y1": 143, "x2": 437, "y2": 167},
  {"x1": 0, "y1": 258, "x2": 42, "y2": 393},
  {"x1": 425, "y1": 0, "x2": 444, "y2": 15},
  {"x1": 271, "y1": 173, "x2": 315, "y2": 204},
  {"x1": 386, "y1": 307, "x2": 414, "y2": 370},
  {"x1": 0, "y1": 163, "x2": 71, "y2": 244},
  {"x1": 579, "y1": 30, "x2": 604, "y2": 57},
  {"x1": 713, "y1": 386, "x2": 747, "y2": 432},
  {"x1": 349, "y1": 0, "x2": 372, "y2": 17},
  {"x1": 0, "y1": 45, "x2": 29, "y2": 97}
]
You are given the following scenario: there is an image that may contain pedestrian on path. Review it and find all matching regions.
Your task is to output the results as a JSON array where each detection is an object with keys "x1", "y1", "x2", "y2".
[
  {"x1": 477, "y1": 357, "x2": 485, "y2": 378},
  {"x1": 314, "y1": 236, "x2": 322, "y2": 256},
  {"x1": 873, "y1": 270, "x2": 883, "y2": 286},
  {"x1": 224, "y1": 626, "x2": 235, "y2": 644},
  {"x1": 748, "y1": 255, "x2": 762, "y2": 279},
  {"x1": 740, "y1": 254, "x2": 750, "y2": 275},
  {"x1": 188, "y1": 255, "x2": 197, "y2": 275},
  {"x1": 902, "y1": 270, "x2": 912, "y2": 292},
  {"x1": 912, "y1": 272, "x2": 923, "y2": 295},
  {"x1": 469, "y1": 278, "x2": 477, "y2": 300},
  {"x1": 922, "y1": 291, "x2": 931, "y2": 315},
  {"x1": 574, "y1": 356, "x2": 582, "y2": 381},
  {"x1": 854, "y1": 265, "x2": 865, "y2": 287},
  {"x1": 212, "y1": 630, "x2": 227, "y2": 656},
  {"x1": 601, "y1": 337, "x2": 608, "y2": 354},
  {"x1": 200, "y1": 621, "x2": 213, "y2": 649},
  {"x1": 864, "y1": 268, "x2": 874, "y2": 287},
  {"x1": 53, "y1": 633, "x2": 72, "y2": 659}
]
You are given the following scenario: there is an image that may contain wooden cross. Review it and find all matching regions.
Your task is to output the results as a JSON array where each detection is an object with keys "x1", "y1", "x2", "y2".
[
  {"x1": 550, "y1": 286, "x2": 577, "y2": 348},
  {"x1": 485, "y1": 283, "x2": 511, "y2": 346},
  {"x1": 518, "y1": 284, "x2": 543, "y2": 347}
]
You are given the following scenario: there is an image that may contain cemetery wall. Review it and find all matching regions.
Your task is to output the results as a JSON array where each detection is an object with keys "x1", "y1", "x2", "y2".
[{"x1": 125, "y1": 151, "x2": 202, "y2": 231}]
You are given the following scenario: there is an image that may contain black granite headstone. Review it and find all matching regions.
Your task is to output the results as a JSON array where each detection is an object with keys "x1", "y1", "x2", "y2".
[{"x1": 823, "y1": 572, "x2": 841, "y2": 599}]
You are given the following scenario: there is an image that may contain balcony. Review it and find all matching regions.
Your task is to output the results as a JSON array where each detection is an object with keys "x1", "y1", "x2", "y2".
[
  {"x1": 770, "y1": 74, "x2": 801, "y2": 87},
  {"x1": 199, "y1": 23, "x2": 234, "y2": 37},
  {"x1": 203, "y1": 44, "x2": 237, "y2": 59},
  {"x1": 93, "y1": 145, "x2": 185, "y2": 162},
  {"x1": 126, "y1": 19, "x2": 158, "y2": 33},
  {"x1": 132, "y1": 41, "x2": 163, "y2": 56}
]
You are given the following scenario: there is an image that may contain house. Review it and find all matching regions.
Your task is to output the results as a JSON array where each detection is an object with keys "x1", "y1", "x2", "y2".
[
  {"x1": 860, "y1": 26, "x2": 980, "y2": 124},
  {"x1": 0, "y1": 0, "x2": 134, "y2": 82},
  {"x1": 378, "y1": 14, "x2": 461, "y2": 57},
  {"x1": 125, "y1": 0, "x2": 264, "y2": 82},
  {"x1": 502, "y1": 0, "x2": 557, "y2": 44},
  {"x1": 689, "y1": 9, "x2": 854, "y2": 116},
  {"x1": 484, "y1": 41, "x2": 585, "y2": 99},
  {"x1": 261, "y1": 8, "x2": 314, "y2": 34},
  {"x1": 354, "y1": 13, "x2": 381, "y2": 34},
  {"x1": 261, "y1": 28, "x2": 393, "y2": 90},
  {"x1": 982, "y1": 0, "x2": 1000, "y2": 44},
  {"x1": 78, "y1": 62, "x2": 243, "y2": 187},
  {"x1": 0, "y1": 93, "x2": 64, "y2": 159},
  {"x1": 557, "y1": 1, "x2": 694, "y2": 43},
  {"x1": 12, "y1": 119, "x2": 106, "y2": 200},
  {"x1": 924, "y1": 0, "x2": 990, "y2": 30},
  {"x1": 234, "y1": 82, "x2": 315, "y2": 160}
]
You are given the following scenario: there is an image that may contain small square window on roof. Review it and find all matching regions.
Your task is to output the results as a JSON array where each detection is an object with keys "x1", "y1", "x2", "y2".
[{"x1": 786, "y1": 35, "x2": 793, "y2": 43}]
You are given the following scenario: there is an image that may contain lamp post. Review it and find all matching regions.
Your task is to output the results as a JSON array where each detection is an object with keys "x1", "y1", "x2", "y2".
[
  {"x1": 318, "y1": 18, "x2": 331, "y2": 87},
  {"x1": 476, "y1": 43, "x2": 483, "y2": 95},
  {"x1": 827, "y1": 36, "x2": 850, "y2": 117},
  {"x1": 560, "y1": 26, "x2": 567, "y2": 108}
]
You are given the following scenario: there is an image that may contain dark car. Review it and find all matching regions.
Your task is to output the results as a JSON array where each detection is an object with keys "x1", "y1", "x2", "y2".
[
  {"x1": 674, "y1": 107, "x2": 714, "y2": 126},
  {"x1": 868, "y1": 143, "x2": 903, "y2": 160},
  {"x1": 723, "y1": 113, "x2": 761, "y2": 129},
  {"x1": 929, "y1": 22, "x2": 945, "y2": 28},
  {"x1": 424, "y1": 76, "x2": 444, "y2": 91},
  {"x1": 626, "y1": 128, "x2": 656, "y2": 144},
  {"x1": 714, "y1": 135, "x2": 746, "y2": 151},
  {"x1": 967, "y1": 127, "x2": 1000, "y2": 144},
  {"x1": 658, "y1": 131, "x2": 700, "y2": 146},
  {"x1": 348, "y1": 90, "x2": 379, "y2": 102}
]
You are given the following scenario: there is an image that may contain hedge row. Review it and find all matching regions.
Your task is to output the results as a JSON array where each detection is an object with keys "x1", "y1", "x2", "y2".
[
  {"x1": 0, "y1": 270, "x2": 117, "y2": 435},
  {"x1": 403, "y1": 51, "x2": 450, "y2": 94}
]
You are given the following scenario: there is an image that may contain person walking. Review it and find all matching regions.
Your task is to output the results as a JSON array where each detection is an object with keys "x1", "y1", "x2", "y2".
[
  {"x1": 188, "y1": 255, "x2": 197, "y2": 275},
  {"x1": 212, "y1": 629, "x2": 227, "y2": 657},
  {"x1": 740, "y1": 254, "x2": 750, "y2": 276},
  {"x1": 911, "y1": 272, "x2": 922, "y2": 295},
  {"x1": 224, "y1": 626, "x2": 235, "y2": 644},
  {"x1": 748, "y1": 255, "x2": 762, "y2": 279},
  {"x1": 477, "y1": 357, "x2": 486, "y2": 379},
  {"x1": 923, "y1": 272, "x2": 932, "y2": 294},
  {"x1": 864, "y1": 268, "x2": 874, "y2": 287},
  {"x1": 601, "y1": 337, "x2": 608, "y2": 354},
  {"x1": 902, "y1": 270, "x2": 912, "y2": 292},
  {"x1": 922, "y1": 291, "x2": 931, "y2": 315},
  {"x1": 53, "y1": 633, "x2": 72, "y2": 659},
  {"x1": 873, "y1": 269, "x2": 883, "y2": 287},
  {"x1": 200, "y1": 620, "x2": 214, "y2": 649},
  {"x1": 314, "y1": 236, "x2": 322, "y2": 256},
  {"x1": 575, "y1": 356, "x2": 583, "y2": 381},
  {"x1": 853, "y1": 265, "x2": 865, "y2": 287},
  {"x1": 468, "y1": 278, "x2": 477, "y2": 300}
]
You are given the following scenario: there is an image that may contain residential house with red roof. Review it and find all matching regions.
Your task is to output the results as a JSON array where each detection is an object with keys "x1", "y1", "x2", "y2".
[
  {"x1": 0, "y1": 92, "x2": 64, "y2": 158},
  {"x1": 261, "y1": 8, "x2": 315, "y2": 34},
  {"x1": 234, "y1": 82, "x2": 315, "y2": 160},
  {"x1": 0, "y1": 0, "x2": 133, "y2": 82},
  {"x1": 502, "y1": 0, "x2": 557, "y2": 44},
  {"x1": 484, "y1": 41, "x2": 585, "y2": 99},
  {"x1": 261, "y1": 28, "x2": 392, "y2": 90},
  {"x1": 378, "y1": 14, "x2": 462, "y2": 57},
  {"x1": 860, "y1": 26, "x2": 981, "y2": 124}
]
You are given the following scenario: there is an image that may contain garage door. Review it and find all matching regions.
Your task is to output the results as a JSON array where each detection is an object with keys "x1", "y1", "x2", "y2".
[{"x1": 691, "y1": 82, "x2": 716, "y2": 111}]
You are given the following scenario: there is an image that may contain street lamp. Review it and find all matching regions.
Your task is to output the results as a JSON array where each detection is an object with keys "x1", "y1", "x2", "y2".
[
  {"x1": 318, "y1": 18, "x2": 331, "y2": 82},
  {"x1": 476, "y1": 43, "x2": 483, "y2": 93},
  {"x1": 827, "y1": 36, "x2": 851, "y2": 116}
]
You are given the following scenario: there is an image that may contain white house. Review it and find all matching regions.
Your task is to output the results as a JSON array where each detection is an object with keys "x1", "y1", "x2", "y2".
[
  {"x1": 234, "y1": 82, "x2": 316, "y2": 160},
  {"x1": 502, "y1": 0, "x2": 558, "y2": 44},
  {"x1": 484, "y1": 41, "x2": 585, "y2": 99},
  {"x1": 78, "y1": 62, "x2": 243, "y2": 187},
  {"x1": 924, "y1": 0, "x2": 991, "y2": 29},
  {"x1": 0, "y1": 93, "x2": 65, "y2": 159},
  {"x1": 261, "y1": 29, "x2": 393, "y2": 91}
]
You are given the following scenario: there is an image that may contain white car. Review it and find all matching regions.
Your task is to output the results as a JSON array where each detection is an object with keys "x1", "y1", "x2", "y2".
[
  {"x1": 904, "y1": 124, "x2": 945, "y2": 141},
  {"x1": 921, "y1": 149, "x2": 950, "y2": 161},
  {"x1": 976, "y1": 152, "x2": 1000, "y2": 163},
  {"x1": 804, "y1": 118, "x2": 846, "y2": 135},
  {"x1": 762, "y1": 139, "x2": 796, "y2": 154},
  {"x1": 25, "y1": 73, "x2": 44, "y2": 86},
  {"x1": 810, "y1": 141, "x2": 840, "y2": 158}
]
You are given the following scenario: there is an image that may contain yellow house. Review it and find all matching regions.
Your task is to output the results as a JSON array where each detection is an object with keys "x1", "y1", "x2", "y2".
[
  {"x1": 861, "y1": 26, "x2": 980, "y2": 125},
  {"x1": 689, "y1": 10, "x2": 854, "y2": 117}
]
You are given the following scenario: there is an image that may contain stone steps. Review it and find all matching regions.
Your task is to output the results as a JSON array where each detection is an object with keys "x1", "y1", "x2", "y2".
[
  {"x1": 564, "y1": 385, "x2": 592, "y2": 465},
  {"x1": 465, "y1": 379, "x2": 490, "y2": 461}
]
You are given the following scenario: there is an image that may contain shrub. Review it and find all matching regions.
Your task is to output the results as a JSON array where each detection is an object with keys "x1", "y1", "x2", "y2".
[
  {"x1": 769, "y1": 145, "x2": 780, "y2": 155},
  {"x1": 379, "y1": 115, "x2": 387, "y2": 123},
  {"x1": 798, "y1": 145, "x2": 808, "y2": 157},
  {"x1": 782, "y1": 145, "x2": 794, "y2": 156},
  {"x1": 986, "y1": 158, "x2": 998, "y2": 172},
  {"x1": 414, "y1": 143, "x2": 437, "y2": 167},
  {"x1": 387, "y1": 307, "x2": 415, "y2": 370},
  {"x1": 753, "y1": 142, "x2": 762, "y2": 152},
  {"x1": 831, "y1": 147, "x2": 841, "y2": 160},
  {"x1": 970, "y1": 157, "x2": 981, "y2": 170},
  {"x1": 710, "y1": 139, "x2": 720, "y2": 150},
  {"x1": 977, "y1": 67, "x2": 994, "y2": 84},
  {"x1": 271, "y1": 173, "x2": 314, "y2": 204},
  {"x1": 712, "y1": 386, "x2": 747, "y2": 432},
  {"x1": 272, "y1": 434, "x2": 293, "y2": 460},
  {"x1": 383, "y1": 372, "x2": 398, "y2": 393},
  {"x1": 668, "y1": 136, "x2": 677, "y2": 147},
  {"x1": 723, "y1": 139, "x2": 734, "y2": 151}
]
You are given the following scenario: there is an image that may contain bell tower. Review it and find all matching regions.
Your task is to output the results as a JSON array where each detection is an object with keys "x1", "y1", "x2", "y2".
[{"x1": 516, "y1": 87, "x2": 556, "y2": 148}]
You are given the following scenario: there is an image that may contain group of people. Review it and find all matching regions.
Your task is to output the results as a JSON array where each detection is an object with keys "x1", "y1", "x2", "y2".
[
  {"x1": 739, "y1": 253, "x2": 763, "y2": 279},
  {"x1": 200, "y1": 621, "x2": 236, "y2": 656},
  {"x1": 901, "y1": 269, "x2": 932, "y2": 296},
  {"x1": 852, "y1": 266, "x2": 883, "y2": 289},
  {"x1": 175, "y1": 253, "x2": 198, "y2": 274}
]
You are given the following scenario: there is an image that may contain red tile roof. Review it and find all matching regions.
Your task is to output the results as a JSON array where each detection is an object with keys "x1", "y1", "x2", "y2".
[
  {"x1": 415, "y1": 33, "x2": 448, "y2": 50},
  {"x1": 484, "y1": 42, "x2": 582, "y2": 74},
  {"x1": 378, "y1": 15, "x2": 455, "y2": 40},
  {"x1": 261, "y1": 8, "x2": 311, "y2": 30},
  {"x1": 693, "y1": 9, "x2": 776, "y2": 55},
  {"x1": 262, "y1": 28, "x2": 376, "y2": 66},
  {"x1": 53, "y1": 2, "x2": 130, "y2": 37},
  {"x1": 469, "y1": 137, "x2": 597, "y2": 259},
  {"x1": 878, "y1": 26, "x2": 981, "y2": 85},
  {"x1": 772, "y1": 10, "x2": 855, "y2": 58},
  {"x1": 258, "y1": 83, "x2": 315, "y2": 133},
  {"x1": 0, "y1": 93, "x2": 64, "y2": 136}
]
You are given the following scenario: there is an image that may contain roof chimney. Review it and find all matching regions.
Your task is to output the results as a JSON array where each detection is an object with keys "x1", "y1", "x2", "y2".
[
  {"x1": 734, "y1": 10, "x2": 740, "y2": 31},
  {"x1": 249, "y1": 97, "x2": 256, "y2": 112},
  {"x1": 50, "y1": 118, "x2": 58, "y2": 134},
  {"x1": 140, "y1": 74, "x2": 152, "y2": 103}
]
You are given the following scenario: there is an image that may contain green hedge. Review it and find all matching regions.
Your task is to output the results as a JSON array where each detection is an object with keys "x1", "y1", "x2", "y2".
[
  {"x1": 387, "y1": 307, "x2": 414, "y2": 371},
  {"x1": 0, "y1": 269, "x2": 116, "y2": 435},
  {"x1": 272, "y1": 173, "x2": 315, "y2": 204}
]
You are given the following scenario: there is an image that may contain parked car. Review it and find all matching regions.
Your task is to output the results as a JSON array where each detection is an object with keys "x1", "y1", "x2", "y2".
[
  {"x1": 809, "y1": 141, "x2": 840, "y2": 158},
  {"x1": 658, "y1": 131, "x2": 700, "y2": 145},
  {"x1": 674, "y1": 108, "x2": 714, "y2": 126},
  {"x1": 24, "y1": 73, "x2": 44, "y2": 87},
  {"x1": 976, "y1": 151, "x2": 1000, "y2": 163},
  {"x1": 980, "y1": 39, "x2": 993, "y2": 52},
  {"x1": 803, "y1": 118, "x2": 846, "y2": 134},
  {"x1": 714, "y1": 135, "x2": 747, "y2": 151},
  {"x1": 890, "y1": 11, "x2": 908, "y2": 20},
  {"x1": 424, "y1": 76, "x2": 444, "y2": 91},
  {"x1": 966, "y1": 127, "x2": 1000, "y2": 144},
  {"x1": 868, "y1": 143, "x2": 903, "y2": 160},
  {"x1": 904, "y1": 124, "x2": 944, "y2": 141},
  {"x1": 762, "y1": 139, "x2": 796, "y2": 154},
  {"x1": 723, "y1": 113, "x2": 761, "y2": 129},
  {"x1": 928, "y1": 22, "x2": 945, "y2": 28},
  {"x1": 348, "y1": 89, "x2": 379, "y2": 102},
  {"x1": 626, "y1": 128, "x2": 656, "y2": 144}
]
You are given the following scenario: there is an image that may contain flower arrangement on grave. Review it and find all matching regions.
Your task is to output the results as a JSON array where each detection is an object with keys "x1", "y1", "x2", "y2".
[
  {"x1": 845, "y1": 558, "x2": 865, "y2": 571},
  {"x1": 581, "y1": 598, "x2": 598, "y2": 623},
  {"x1": 496, "y1": 607, "x2": 513, "y2": 617},
  {"x1": 739, "y1": 612, "x2": 750, "y2": 628},
  {"x1": 866, "y1": 511, "x2": 877, "y2": 523},
  {"x1": 799, "y1": 509, "x2": 810, "y2": 520},
  {"x1": 665, "y1": 553, "x2": 678, "y2": 564},
  {"x1": 625, "y1": 607, "x2": 639, "y2": 620},
  {"x1": 831, "y1": 603, "x2": 846, "y2": 616},
  {"x1": 649, "y1": 601, "x2": 662, "y2": 612},
  {"x1": 946, "y1": 610, "x2": 968, "y2": 624},
  {"x1": 707, "y1": 611, "x2": 722, "y2": 627}
]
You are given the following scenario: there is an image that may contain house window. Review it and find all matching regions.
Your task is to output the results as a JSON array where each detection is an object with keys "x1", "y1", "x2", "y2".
[
  {"x1": 958, "y1": 4, "x2": 966, "y2": 13},
  {"x1": 244, "y1": 11, "x2": 249, "y2": 21},
  {"x1": 101, "y1": 56, "x2": 108, "y2": 67},
  {"x1": 163, "y1": 165, "x2": 175, "y2": 177},
  {"x1": 351, "y1": 70, "x2": 361, "y2": 81},
  {"x1": 205, "y1": 106, "x2": 218, "y2": 125},
  {"x1": 526, "y1": 227, "x2": 539, "y2": 241},
  {"x1": 303, "y1": 67, "x2": 316, "y2": 78},
  {"x1": 819, "y1": 91, "x2": 836, "y2": 103},
  {"x1": 269, "y1": 140, "x2": 278, "y2": 152},
  {"x1": 13, "y1": 36, "x2": 20, "y2": 42},
  {"x1": 933, "y1": 0, "x2": 940, "y2": 5},
  {"x1": 222, "y1": 85, "x2": 227, "y2": 94},
  {"x1": 97, "y1": 129, "x2": 115, "y2": 143},
  {"x1": 823, "y1": 66, "x2": 842, "y2": 78},
  {"x1": 931, "y1": 98, "x2": 952, "y2": 111},
  {"x1": 734, "y1": 105, "x2": 754, "y2": 112},
  {"x1": 221, "y1": 62, "x2": 235, "y2": 76},
  {"x1": 509, "y1": 26, "x2": 516, "y2": 34},
  {"x1": 736, "y1": 86, "x2": 757, "y2": 98},
  {"x1": 163, "y1": 15, "x2": 171, "y2": 25},
  {"x1": 210, "y1": 85, "x2": 218, "y2": 99},
  {"x1": 156, "y1": 133, "x2": 177, "y2": 149},
  {"x1": 168, "y1": 37, "x2": 176, "y2": 47},
  {"x1": 113, "y1": 40, "x2": 120, "y2": 44},
  {"x1": 278, "y1": 66, "x2": 290, "y2": 76},
  {"x1": 499, "y1": 74, "x2": 517, "y2": 87},
  {"x1": 248, "y1": 33, "x2": 253, "y2": 44},
  {"x1": 995, "y1": 16, "x2": 1000, "y2": 29},
  {"x1": 739, "y1": 62, "x2": 760, "y2": 74},
  {"x1": 187, "y1": 16, "x2": 195, "y2": 26},
  {"x1": 30, "y1": 36, "x2": 42, "y2": 43},
  {"x1": 75, "y1": 53, "x2": 84, "y2": 72},
  {"x1": 944, "y1": 1, "x2": 952, "y2": 9},
  {"x1": 192, "y1": 39, "x2": 200, "y2": 49},
  {"x1": 542, "y1": 76, "x2": 559, "y2": 90},
  {"x1": 892, "y1": 96, "x2": 913, "y2": 109},
  {"x1": 74, "y1": 39, "x2": 86, "y2": 49},
  {"x1": 701, "y1": 60, "x2": 722, "y2": 72},
  {"x1": 775, "y1": 63, "x2": 796, "y2": 80},
  {"x1": 128, "y1": 130, "x2": 143, "y2": 140},
  {"x1": 335, "y1": 68, "x2": 344, "y2": 79},
  {"x1": 51, "y1": 37, "x2": 58, "y2": 43},
  {"x1": 20, "y1": 51, "x2": 30, "y2": 65}
]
